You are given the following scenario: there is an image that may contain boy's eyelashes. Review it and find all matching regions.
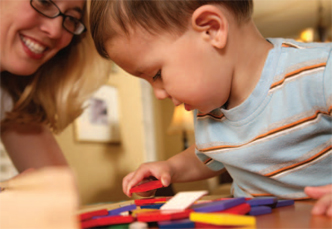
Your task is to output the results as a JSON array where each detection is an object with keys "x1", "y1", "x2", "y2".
[{"x1": 152, "y1": 70, "x2": 162, "y2": 81}]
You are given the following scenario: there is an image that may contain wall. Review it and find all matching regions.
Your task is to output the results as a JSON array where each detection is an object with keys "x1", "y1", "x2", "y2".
[{"x1": 56, "y1": 67, "x2": 147, "y2": 205}]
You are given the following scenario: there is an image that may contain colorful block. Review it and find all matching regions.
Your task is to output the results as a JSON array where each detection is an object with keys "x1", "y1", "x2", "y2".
[
  {"x1": 135, "y1": 197, "x2": 170, "y2": 206},
  {"x1": 190, "y1": 212, "x2": 256, "y2": 226},
  {"x1": 81, "y1": 215, "x2": 135, "y2": 229},
  {"x1": 275, "y1": 199, "x2": 294, "y2": 208},
  {"x1": 248, "y1": 206, "x2": 272, "y2": 216},
  {"x1": 246, "y1": 197, "x2": 277, "y2": 206},
  {"x1": 160, "y1": 191, "x2": 208, "y2": 211},
  {"x1": 79, "y1": 209, "x2": 109, "y2": 221},
  {"x1": 130, "y1": 180, "x2": 163, "y2": 194},
  {"x1": 158, "y1": 219, "x2": 195, "y2": 229},
  {"x1": 191, "y1": 197, "x2": 246, "y2": 212},
  {"x1": 140, "y1": 203, "x2": 164, "y2": 209},
  {"x1": 216, "y1": 203, "x2": 251, "y2": 215},
  {"x1": 137, "y1": 209, "x2": 193, "y2": 222}
]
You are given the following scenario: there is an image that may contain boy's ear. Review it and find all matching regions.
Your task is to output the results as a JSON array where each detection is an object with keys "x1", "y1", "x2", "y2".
[{"x1": 191, "y1": 5, "x2": 228, "y2": 49}]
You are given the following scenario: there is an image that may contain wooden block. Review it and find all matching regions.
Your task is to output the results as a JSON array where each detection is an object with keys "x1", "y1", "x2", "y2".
[{"x1": 190, "y1": 212, "x2": 256, "y2": 226}]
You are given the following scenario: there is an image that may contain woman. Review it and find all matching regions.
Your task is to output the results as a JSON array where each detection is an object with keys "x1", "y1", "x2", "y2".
[{"x1": 0, "y1": 0, "x2": 109, "y2": 173}]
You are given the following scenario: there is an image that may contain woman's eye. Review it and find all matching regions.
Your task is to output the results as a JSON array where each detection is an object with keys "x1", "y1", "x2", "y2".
[{"x1": 152, "y1": 70, "x2": 162, "y2": 81}]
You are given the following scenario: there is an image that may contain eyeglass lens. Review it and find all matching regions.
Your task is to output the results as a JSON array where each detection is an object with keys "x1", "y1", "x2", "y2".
[{"x1": 31, "y1": 0, "x2": 85, "y2": 35}]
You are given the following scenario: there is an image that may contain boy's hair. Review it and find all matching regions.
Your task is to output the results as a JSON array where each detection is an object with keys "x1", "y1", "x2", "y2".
[
  {"x1": 1, "y1": 2, "x2": 111, "y2": 133},
  {"x1": 90, "y1": 0, "x2": 253, "y2": 59}
]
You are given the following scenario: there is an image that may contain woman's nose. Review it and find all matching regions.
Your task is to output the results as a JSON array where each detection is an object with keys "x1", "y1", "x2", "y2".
[{"x1": 40, "y1": 17, "x2": 64, "y2": 39}]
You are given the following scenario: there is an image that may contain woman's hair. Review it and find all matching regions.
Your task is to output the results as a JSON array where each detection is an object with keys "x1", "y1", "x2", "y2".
[
  {"x1": 1, "y1": 2, "x2": 111, "y2": 133},
  {"x1": 90, "y1": 0, "x2": 253, "y2": 59}
]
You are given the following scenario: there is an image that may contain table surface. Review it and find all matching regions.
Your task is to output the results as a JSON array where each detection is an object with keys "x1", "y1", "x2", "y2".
[
  {"x1": 255, "y1": 200, "x2": 332, "y2": 229},
  {"x1": 79, "y1": 199, "x2": 332, "y2": 229}
]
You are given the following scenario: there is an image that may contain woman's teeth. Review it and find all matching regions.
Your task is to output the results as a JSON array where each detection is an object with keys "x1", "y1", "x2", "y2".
[{"x1": 21, "y1": 35, "x2": 46, "y2": 54}]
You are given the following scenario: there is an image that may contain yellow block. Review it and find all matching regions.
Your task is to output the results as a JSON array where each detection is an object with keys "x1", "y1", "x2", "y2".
[
  {"x1": 131, "y1": 208, "x2": 158, "y2": 217},
  {"x1": 190, "y1": 212, "x2": 256, "y2": 226}
]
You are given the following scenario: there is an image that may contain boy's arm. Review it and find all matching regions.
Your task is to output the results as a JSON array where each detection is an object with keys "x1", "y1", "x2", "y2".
[
  {"x1": 168, "y1": 144, "x2": 224, "y2": 183},
  {"x1": 1, "y1": 122, "x2": 68, "y2": 173}
]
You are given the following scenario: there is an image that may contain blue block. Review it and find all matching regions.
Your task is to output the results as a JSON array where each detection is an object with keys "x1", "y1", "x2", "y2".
[
  {"x1": 158, "y1": 219, "x2": 195, "y2": 229},
  {"x1": 246, "y1": 197, "x2": 277, "y2": 206},
  {"x1": 248, "y1": 206, "x2": 272, "y2": 216},
  {"x1": 108, "y1": 204, "x2": 137, "y2": 216},
  {"x1": 276, "y1": 199, "x2": 294, "y2": 208},
  {"x1": 92, "y1": 204, "x2": 137, "y2": 219},
  {"x1": 140, "y1": 203, "x2": 164, "y2": 209},
  {"x1": 191, "y1": 198, "x2": 246, "y2": 213}
]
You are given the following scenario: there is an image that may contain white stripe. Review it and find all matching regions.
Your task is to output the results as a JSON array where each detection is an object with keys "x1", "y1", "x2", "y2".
[
  {"x1": 269, "y1": 66, "x2": 325, "y2": 93},
  {"x1": 271, "y1": 149, "x2": 331, "y2": 179},
  {"x1": 203, "y1": 113, "x2": 323, "y2": 155}
]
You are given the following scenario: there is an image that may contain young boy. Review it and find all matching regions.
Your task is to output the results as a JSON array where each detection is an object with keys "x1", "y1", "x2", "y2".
[{"x1": 90, "y1": 0, "x2": 332, "y2": 216}]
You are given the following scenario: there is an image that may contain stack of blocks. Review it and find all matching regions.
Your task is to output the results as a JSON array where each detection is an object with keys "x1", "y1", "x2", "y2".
[{"x1": 79, "y1": 180, "x2": 294, "y2": 229}]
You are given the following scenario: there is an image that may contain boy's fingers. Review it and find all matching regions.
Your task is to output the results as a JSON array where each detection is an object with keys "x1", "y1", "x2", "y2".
[
  {"x1": 305, "y1": 185, "x2": 332, "y2": 199},
  {"x1": 122, "y1": 172, "x2": 135, "y2": 197},
  {"x1": 311, "y1": 193, "x2": 332, "y2": 216}
]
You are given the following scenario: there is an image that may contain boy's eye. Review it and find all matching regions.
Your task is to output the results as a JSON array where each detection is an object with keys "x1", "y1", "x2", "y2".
[{"x1": 152, "y1": 70, "x2": 162, "y2": 81}]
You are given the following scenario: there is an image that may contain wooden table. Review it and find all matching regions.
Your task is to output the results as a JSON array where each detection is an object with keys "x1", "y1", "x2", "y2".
[
  {"x1": 255, "y1": 200, "x2": 331, "y2": 229},
  {"x1": 79, "y1": 199, "x2": 332, "y2": 229}
]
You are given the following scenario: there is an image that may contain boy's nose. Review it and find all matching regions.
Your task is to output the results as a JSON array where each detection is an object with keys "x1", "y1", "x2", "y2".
[
  {"x1": 153, "y1": 87, "x2": 170, "y2": 100},
  {"x1": 40, "y1": 17, "x2": 64, "y2": 39}
]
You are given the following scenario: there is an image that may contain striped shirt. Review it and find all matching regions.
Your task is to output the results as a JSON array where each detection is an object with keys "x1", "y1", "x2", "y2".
[{"x1": 195, "y1": 38, "x2": 332, "y2": 199}]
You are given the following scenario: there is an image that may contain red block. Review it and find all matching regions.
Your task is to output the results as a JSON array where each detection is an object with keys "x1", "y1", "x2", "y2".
[
  {"x1": 79, "y1": 209, "x2": 109, "y2": 221},
  {"x1": 80, "y1": 215, "x2": 134, "y2": 229},
  {"x1": 216, "y1": 203, "x2": 251, "y2": 215},
  {"x1": 135, "y1": 197, "x2": 171, "y2": 206},
  {"x1": 130, "y1": 180, "x2": 164, "y2": 194},
  {"x1": 137, "y1": 209, "x2": 193, "y2": 222}
]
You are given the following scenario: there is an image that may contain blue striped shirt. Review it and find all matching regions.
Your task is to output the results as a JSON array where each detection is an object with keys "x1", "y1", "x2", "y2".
[{"x1": 195, "y1": 38, "x2": 332, "y2": 199}]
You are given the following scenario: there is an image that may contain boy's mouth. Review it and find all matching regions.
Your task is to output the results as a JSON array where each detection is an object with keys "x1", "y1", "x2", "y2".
[{"x1": 184, "y1": 104, "x2": 192, "y2": 111}]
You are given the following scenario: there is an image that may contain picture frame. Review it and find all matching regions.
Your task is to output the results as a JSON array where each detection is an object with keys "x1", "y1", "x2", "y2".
[{"x1": 74, "y1": 85, "x2": 120, "y2": 143}]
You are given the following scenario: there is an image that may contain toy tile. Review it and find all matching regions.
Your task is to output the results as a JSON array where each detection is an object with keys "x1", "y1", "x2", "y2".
[
  {"x1": 135, "y1": 197, "x2": 170, "y2": 206},
  {"x1": 131, "y1": 209, "x2": 158, "y2": 217},
  {"x1": 246, "y1": 197, "x2": 277, "y2": 207},
  {"x1": 160, "y1": 191, "x2": 208, "y2": 211},
  {"x1": 275, "y1": 199, "x2": 295, "y2": 208},
  {"x1": 158, "y1": 219, "x2": 195, "y2": 229},
  {"x1": 216, "y1": 203, "x2": 251, "y2": 215},
  {"x1": 80, "y1": 215, "x2": 135, "y2": 229},
  {"x1": 140, "y1": 203, "x2": 164, "y2": 209},
  {"x1": 130, "y1": 180, "x2": 163, "y2": 194},
  {"x1": 191, "y1": 197, "x2": 246, "y2": 213},
  {"x1": 108, "y1": 204, "x2": 137, "y2": 216},
  {"x1": 79, "y1": 208, "x2": 109, "y2": 221},
  {"x1": 137, "y1": 209, "x2": 192, "y2": 222},
  {"x1": 190, "y1": 212, "x2": 256, "y2": 226},
  {"x1": 248, "y1": 206, "x2": 272, "y2": 216},
  {"x1": 195, "y1": 222, "x2": 256, "y2": 229}
]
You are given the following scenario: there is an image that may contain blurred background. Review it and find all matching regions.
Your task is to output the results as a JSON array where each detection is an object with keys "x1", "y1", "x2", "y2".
[{"x1": 0, "y1": 0, "x2": 331, "y2": 206}]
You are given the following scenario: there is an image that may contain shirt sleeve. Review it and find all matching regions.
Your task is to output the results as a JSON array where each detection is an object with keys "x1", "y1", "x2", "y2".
[{"x1": 195, "y1": 148, "x2": 225, "y2": 171}]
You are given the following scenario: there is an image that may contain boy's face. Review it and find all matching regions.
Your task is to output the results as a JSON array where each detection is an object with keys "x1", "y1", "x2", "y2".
[{"x1": 105, "y1": 26, "x2": 232, "y2": 113}]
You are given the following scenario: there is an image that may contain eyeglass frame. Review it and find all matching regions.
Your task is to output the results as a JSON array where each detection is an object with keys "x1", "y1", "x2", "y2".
[{"x1": 30, "y1": 0, "x2": 87, "y2": 35}]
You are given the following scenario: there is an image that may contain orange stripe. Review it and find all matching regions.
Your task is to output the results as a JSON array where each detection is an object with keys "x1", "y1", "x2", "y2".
[
  {"x1": 264, "y1": 145, "x2": 332, "y2": 177},
  {"x1": 197, "y1": 113, "x2": 224, "y2": 119},
  {"x1": 270, "y1": 63, "x2": 326, "y2": 89},
  {"x1": 200, "y1": 110, "x2": 328, "y2": 152}
]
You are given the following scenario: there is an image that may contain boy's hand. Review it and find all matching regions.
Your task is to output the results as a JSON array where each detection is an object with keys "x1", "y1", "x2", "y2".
[
  {"x1": 122, "y1": 161, "x2": 172, "y2": 197},
  {"x1": 304, "y1": 184, "x2": 332, "y2": 217}
]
